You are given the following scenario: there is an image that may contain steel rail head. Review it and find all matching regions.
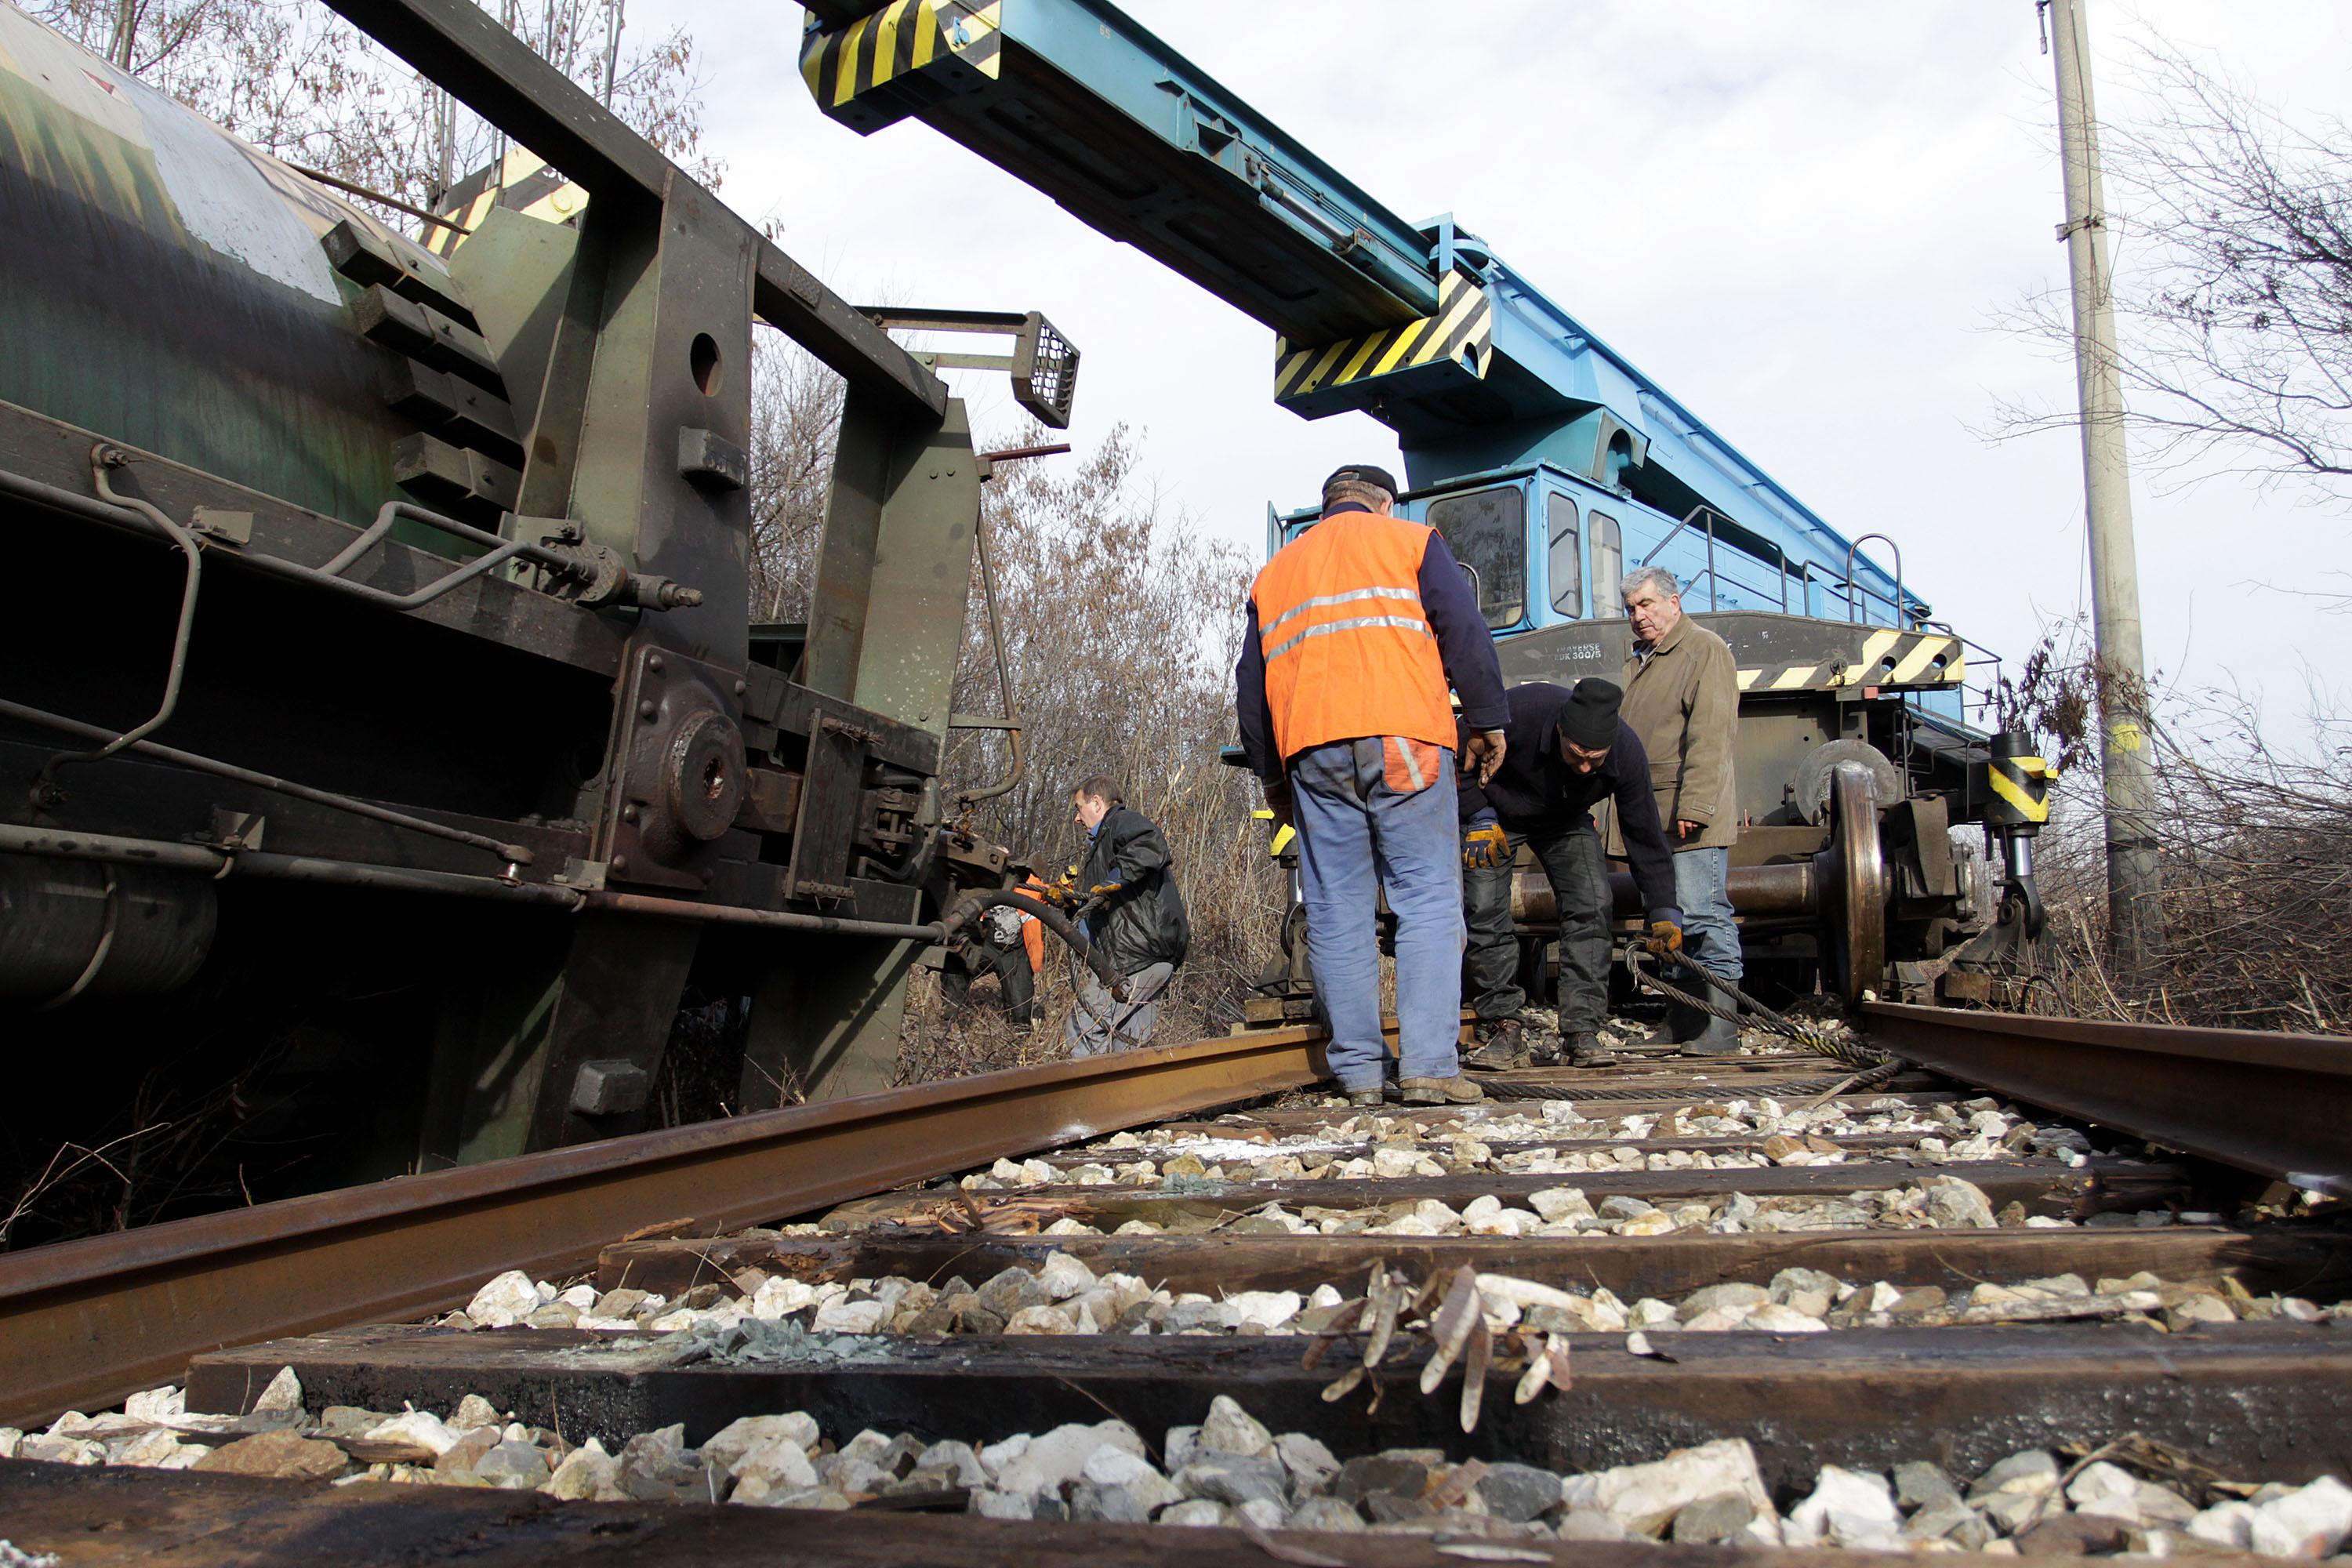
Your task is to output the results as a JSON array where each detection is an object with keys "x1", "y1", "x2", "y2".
[
  {"x1": 1862, "y1": 1001, "x2": 2352, "y2": 1194},
  {"x1": 0, "y1": 1024, "x2": 1352, "y2": 1428}
]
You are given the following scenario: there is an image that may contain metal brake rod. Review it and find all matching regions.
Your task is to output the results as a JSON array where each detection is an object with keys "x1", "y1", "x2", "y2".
[
  {"x1": 0, "y1": 699, "x2": 538, "y2": 868},
  {"x1": 0, "y1": 826, "x2": 960, "y2": 943}
]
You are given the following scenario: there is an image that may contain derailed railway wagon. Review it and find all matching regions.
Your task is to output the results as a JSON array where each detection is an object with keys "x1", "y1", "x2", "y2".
[{"x1": 0, "y1": 0, "x2": 1074, "y2": 1207}]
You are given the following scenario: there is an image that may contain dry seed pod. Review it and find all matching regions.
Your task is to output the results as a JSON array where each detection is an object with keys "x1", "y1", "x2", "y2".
[
  {"x1": 1461, "y1": 1314, "x2": 1493, "y2": 1431},
  {"x1": 1321, "y1": 1364, "x2": 1366, "y2": 1403},
  {"x1": 1299, "y1": 1296, "x2": 1366, "y2": 1372},
  {"x1": 1364, "y1": 1276, "x2": 1402, "y2": 1368},
  {"x1": 1545, "y1": 1332, "x2": 1574, "y2": 1392},
  {"x1": 1419, "y1": 1265, "x2": 1483, "y2": 1396}
]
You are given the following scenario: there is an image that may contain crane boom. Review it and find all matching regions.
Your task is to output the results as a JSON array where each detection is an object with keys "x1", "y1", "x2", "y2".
[{"x1": 797, "y1": 0, "x2": 1913, "y2": 619}]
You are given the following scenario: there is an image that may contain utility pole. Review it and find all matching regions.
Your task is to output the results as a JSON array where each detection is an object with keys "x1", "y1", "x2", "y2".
[{"x1": 2043, "y1": 0, "x2": 2161, "y2": 969}]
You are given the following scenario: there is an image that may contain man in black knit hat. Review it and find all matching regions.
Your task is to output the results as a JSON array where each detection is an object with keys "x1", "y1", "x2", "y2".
[{"x1": 1457, "y1": 679, "x2": 1682, "y2": 1069}]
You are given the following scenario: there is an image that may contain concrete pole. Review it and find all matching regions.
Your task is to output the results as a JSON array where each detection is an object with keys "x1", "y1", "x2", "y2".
[{"x1": 2045, "y1": 0, "x2": 2161, "y2": 969}]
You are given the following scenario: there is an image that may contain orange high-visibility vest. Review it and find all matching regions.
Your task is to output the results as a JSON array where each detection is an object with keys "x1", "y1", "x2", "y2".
[{"x1": 1250, "y1": 512, "x2": 1454, "y2": 764}]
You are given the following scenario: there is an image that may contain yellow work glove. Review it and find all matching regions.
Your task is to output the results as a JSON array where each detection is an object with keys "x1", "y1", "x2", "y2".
[
  {"x1": 1644, "y1": 919, "x2": 1684, "y2": 956},
  {"x1": 1461, "y1": 823, "x2": 1512, "y2": 870}
]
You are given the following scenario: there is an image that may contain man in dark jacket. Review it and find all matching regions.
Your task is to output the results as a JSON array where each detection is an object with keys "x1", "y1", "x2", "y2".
[
  {"x1": 1458, "y1": 679, "x2": 1682, "y2": 1069},
  {"x1": 1062, "y1": 775, "x2": 1189, "y2": 1055}
]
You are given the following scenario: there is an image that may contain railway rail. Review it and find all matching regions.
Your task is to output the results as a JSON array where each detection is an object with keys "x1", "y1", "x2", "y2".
[{"x1": 2, "y1": 1005, "x2": 2349, "y2": 1566}]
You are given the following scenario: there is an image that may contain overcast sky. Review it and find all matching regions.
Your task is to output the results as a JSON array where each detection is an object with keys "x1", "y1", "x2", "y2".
[{"x1": 634, "y1": 0, "x2": 2352, "y2": 741}]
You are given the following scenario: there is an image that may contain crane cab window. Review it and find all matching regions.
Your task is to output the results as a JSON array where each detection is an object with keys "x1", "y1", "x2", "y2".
[
  {"x1": 1425, "y1": 485, "x2": 1525, "y2": 630},
  {"x1": 1591, "y1": 510, "x2": 1622, "y2": 613},
  {"x1": 1546, "y1": 492, "x2": 1581, "y2": 617}
]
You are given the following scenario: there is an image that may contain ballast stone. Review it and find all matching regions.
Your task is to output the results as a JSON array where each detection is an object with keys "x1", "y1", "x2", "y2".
[
  {"x1": 465, "y1": 1270, "x2": 543, "y2": 1327},
  {"x1": 1787, "y1": 1465, "x2": 1902, "y2": 1549},
  {"x1": 193, "y1": 1431, "x2": 348, "y2": 1481},
  {"x1": 986, "y1": 1421, "x2": 1143, "y2": 1497},
  {"x1": 1969, "y1": 1450, "x2": 2062, "y2": 1501},
  {"x1": 2249, "y1": 1476, "x2": 2352, "y2": 1558},
  {"x1": 1199, "y1": 1395, "x2": 1273, "y2": 1457},
  {"x1": 1559, "y1": 1438, "x2": 1776, "y2": 1539}
]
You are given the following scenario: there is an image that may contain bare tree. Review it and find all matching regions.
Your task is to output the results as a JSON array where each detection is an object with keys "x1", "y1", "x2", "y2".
[
  {"x1": 23, "y1": 0, "x2": 714, "y2": 215},
  {"x1": 1997, "y1": 41, "x2": 2352, "y2": 501},
  {"x1": 744, "y1": 339, "x2": 844, "y2": 623},
  {"x1": 915, "y1": 424, "x2": 1280, "y2": 1051}
]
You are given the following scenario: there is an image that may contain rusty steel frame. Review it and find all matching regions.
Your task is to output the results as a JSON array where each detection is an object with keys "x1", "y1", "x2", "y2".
[
  {"x1": 313, "y1": 0, "x2": 942, "y2": 418},
  {"x1": 0, "y1": 1028, "x2": 1341, "y2": 1429},
  {"x1": 1864, "y1": 1002, "x2": 2352, "y2": 1193}
]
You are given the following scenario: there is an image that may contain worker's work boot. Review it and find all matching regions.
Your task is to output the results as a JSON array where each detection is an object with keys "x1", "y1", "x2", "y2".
[
  {"x1": 1563, "y1": 1031, "x2": 1621, "y2": 1067},
  {"x1": 1399, "y1": 1073, "x2": 1485, "y2": 1105},
  {"x1": 1344, "y1": 1086, "x2": 1388, "y2": 1108},
  {"x1": 1463, "y1": 1018, "x2": 1530, "y2": 1072},
  {"x1": 1679, "y1": 1013, "x2": 1744, "y2": 1057}
]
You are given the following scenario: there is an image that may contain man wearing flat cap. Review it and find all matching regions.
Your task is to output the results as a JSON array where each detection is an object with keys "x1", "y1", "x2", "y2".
[
  {"x1": 1236, "y1": 463, "x2": 1509, "y2": 1106},
  {"x1": 1457, "y1": 678, "x2": 1682, "y2": 1069}
]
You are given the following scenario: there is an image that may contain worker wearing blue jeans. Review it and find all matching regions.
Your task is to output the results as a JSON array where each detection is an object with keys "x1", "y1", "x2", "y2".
[
  {"x1": 1287, "y1": 737, "x2": 1467, "y2": 1093},
  {"x1": 1234, "y1": 463, "x2": 1510, "y2": 1105}
]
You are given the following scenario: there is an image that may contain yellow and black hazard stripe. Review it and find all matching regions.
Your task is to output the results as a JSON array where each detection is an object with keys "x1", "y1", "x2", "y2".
[
  {"x1": 423, "y1": 147, "x2": 587, "y2": 258},
  {"x1": 1273, "y1": 267, "x2": 1493, "y2": 405},
  {"x1": 1733, "y1": 630, "x2": 1966, "y2": 694},
  {"x1": 801, "y1": 0, "x2": 1001, "y2": 116},
  {"x1": 1985, "y1": 750, "x2": 2054, "y2": 825}
]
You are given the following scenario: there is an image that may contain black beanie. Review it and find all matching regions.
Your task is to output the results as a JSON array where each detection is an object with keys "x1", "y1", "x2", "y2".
[{"x1": 1556, "y1": 678, "x2": 1622, "y2": 750}]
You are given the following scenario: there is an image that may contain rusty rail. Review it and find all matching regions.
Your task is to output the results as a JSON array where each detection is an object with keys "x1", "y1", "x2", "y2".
[
  {"x1": 1863, "y1": 1003, "x2": 2352, "y2": 1194},
  {"x1": 0, "y1": 1025, "x2": 1343, "y2": 1428}
]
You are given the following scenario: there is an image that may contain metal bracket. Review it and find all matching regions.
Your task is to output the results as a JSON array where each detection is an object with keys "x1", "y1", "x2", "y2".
[
  {"x1": 860, "y1": 307, "x2": 1080, "y2": 429},
  {"x1": 188, "y1": 508, "x2": 252, "y2": 546}
]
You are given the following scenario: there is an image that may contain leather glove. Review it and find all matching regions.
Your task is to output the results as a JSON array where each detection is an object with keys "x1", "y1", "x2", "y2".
[
  {"x1": 1087, "y1": 880, "x2": 1125, "y2": 899},
  {"x1": 1461, "y1": 823, "x2": 1512, "y2": 870},
  {"x1": 1643, "y1": 919, "x2": 1684, "y2": 956}
]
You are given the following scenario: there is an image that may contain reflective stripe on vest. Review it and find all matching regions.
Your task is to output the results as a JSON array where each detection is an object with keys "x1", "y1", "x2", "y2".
[{"x1": 1250, "y1": 514, "x2": 1457, "y2": 764}]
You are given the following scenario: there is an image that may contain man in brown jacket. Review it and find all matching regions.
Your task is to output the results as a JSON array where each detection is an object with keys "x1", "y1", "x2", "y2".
[{"x1": 1617, "y1": 566, "x2": 1743, "y2": 1054}]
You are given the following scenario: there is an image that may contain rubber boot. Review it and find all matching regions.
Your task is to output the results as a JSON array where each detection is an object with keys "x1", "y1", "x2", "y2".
[
  {"x1": 1650, "y1": 1001, "x2": 1703, "y2": 1048},
  {"x1": 1679, "y1": 1012, "x2": 1744, "y2": 1057}
]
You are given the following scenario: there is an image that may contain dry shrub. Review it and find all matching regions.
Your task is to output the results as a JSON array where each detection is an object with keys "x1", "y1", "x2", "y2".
[{"x1": 2004, "y1": 630, "x2": 2351, "y2": 1033}]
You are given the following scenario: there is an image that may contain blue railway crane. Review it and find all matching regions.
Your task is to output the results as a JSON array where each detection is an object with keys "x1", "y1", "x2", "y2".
[{"x1": 797, "y1": 0, "x2": 2038, "y2": 1006}]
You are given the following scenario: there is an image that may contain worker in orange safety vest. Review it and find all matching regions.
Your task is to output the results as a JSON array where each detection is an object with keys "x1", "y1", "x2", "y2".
[{"x1": 1234, "y1": 463, "x2": 1510, "y2": 1107}]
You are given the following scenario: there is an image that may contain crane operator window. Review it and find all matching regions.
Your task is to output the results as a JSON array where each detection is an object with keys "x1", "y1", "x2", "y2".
[
  {"x1": 1590, "y1": 511, "x2": 1623, "y2": 613},
  {"x1": 1425, "y1": 486, "x2": 1525, "y2": 630},
  {"x1": 1547, "y1": 492, "x2": 1582, "y2": 617}
]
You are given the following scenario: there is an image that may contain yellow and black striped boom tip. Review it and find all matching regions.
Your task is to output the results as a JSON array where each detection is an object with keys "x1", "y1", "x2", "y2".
[
  {"x1": 802, "y1": 0, "x2": 1002, "y2": 131},
  {"x1": 1274, "y1": 267, "x2": 1494, "y2": 415},
  {"x1": 1734, "y1": 630, "x2": 1967, "y2": 695}
]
